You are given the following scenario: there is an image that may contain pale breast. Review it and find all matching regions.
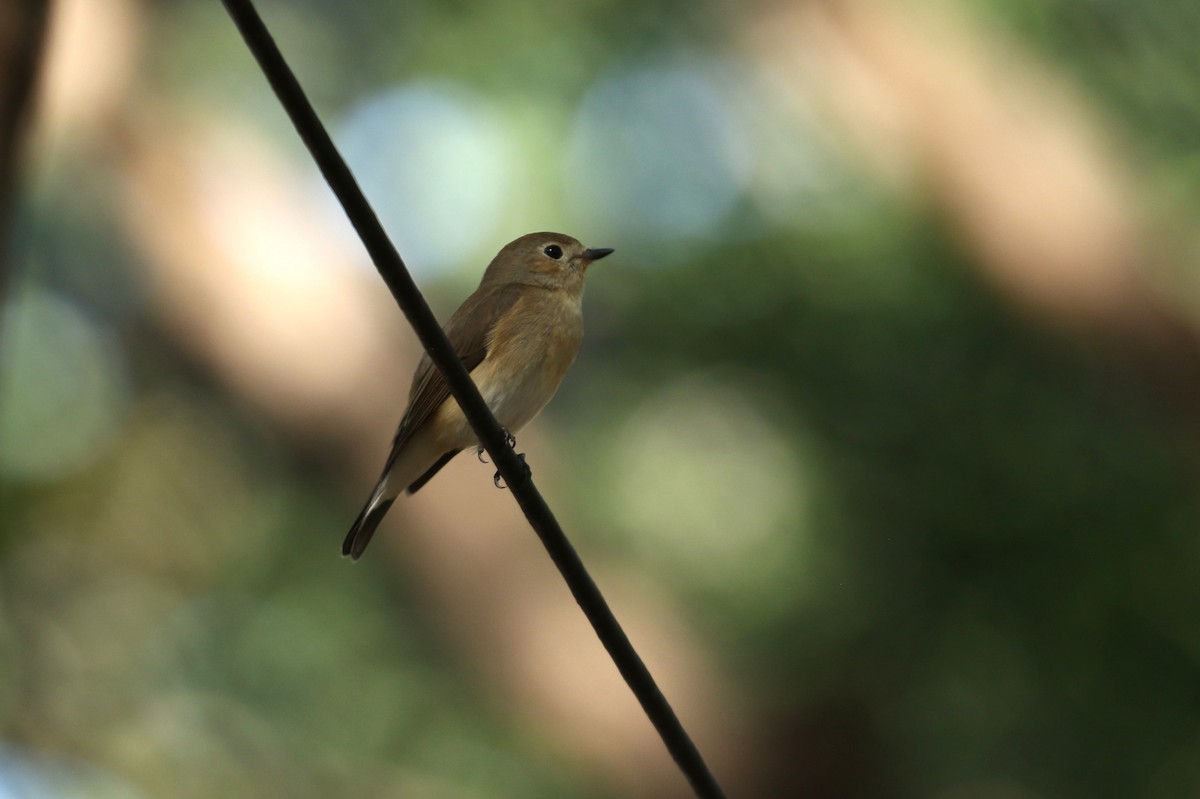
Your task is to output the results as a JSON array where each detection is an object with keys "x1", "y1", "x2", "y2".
[
  {"x1": 481, "y1": 290, "x2": 583, "y2": 431},
  {"x1": 433, "y1": 289, "x2": 584, "y2": 447}
]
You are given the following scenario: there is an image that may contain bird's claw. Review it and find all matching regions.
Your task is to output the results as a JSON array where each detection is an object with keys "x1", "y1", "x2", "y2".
[
  {"x1": 478, "y1": 429, "x2": 517, "y2": 465},
  {"x1": 493, "y1": 453, "x2": 530, "y2": 490}
]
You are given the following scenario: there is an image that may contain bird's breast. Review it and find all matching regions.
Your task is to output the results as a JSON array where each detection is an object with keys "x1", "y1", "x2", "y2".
[{"x1": 476, "y1": 290, "x2": 584, "y2": 432}]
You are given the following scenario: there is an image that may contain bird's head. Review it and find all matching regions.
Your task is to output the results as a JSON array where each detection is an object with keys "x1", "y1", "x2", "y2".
[{"x1": 481, "y1": 232, "x2": 613, "y2": 292}]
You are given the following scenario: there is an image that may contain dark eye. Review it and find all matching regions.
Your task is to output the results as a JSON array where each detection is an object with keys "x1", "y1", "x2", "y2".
[{"x1": 543, "y1": 244, "x2": 563, "y2": 260}]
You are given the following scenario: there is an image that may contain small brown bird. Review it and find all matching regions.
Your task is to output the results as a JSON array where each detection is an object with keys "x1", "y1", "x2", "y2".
[{"x1": 343, "y1": 232, "x2": 613, "y2": 559}]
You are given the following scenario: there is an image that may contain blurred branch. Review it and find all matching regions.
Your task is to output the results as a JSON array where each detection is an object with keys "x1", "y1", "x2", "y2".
[
  {"x1": 753, "y1": 0, "x2": 1200, "y2": 415},
  {"x1": 217, "y1": 1, "x2": 726, "y2": 796},
  {"x1": 0, "y1": 0, "x2": 51, "y2": 302}
]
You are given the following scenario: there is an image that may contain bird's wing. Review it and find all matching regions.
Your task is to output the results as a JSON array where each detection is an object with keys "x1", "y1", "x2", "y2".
[{"x1": 389, "y1": 283, "x2": 525, "y2": 456}]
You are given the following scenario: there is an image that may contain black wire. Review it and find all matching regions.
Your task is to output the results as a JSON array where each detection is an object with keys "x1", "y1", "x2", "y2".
[{"x1": 217, "y1": 2, "x2": 727, "y2": 797}]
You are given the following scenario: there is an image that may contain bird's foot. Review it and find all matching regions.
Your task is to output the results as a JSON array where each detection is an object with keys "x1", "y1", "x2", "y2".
[
  {"x1": 493, "y1": 453, "x2": 530, "y2": 490},
  {"x1": 477, "y1": 428, "x2": 518, "y2": 464}
]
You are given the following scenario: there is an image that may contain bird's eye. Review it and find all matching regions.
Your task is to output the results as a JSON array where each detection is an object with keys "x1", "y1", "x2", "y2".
[{"x1": 543, "y1": 244, "x2": 563, "y2": 260}]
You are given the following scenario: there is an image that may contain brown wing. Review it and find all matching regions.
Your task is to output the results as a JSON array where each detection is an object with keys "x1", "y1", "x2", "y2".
[{"x1": 386, "y1": 283, "x2": 524, "y2": 459}]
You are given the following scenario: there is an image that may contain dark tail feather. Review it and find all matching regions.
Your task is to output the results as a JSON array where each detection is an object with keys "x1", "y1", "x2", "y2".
[
  {"x1": 343, "y1": 448, "x2": 459, "y2": 559},
  {"x1": 342, "y1": 496, "x2": 396, "y2": 561}
]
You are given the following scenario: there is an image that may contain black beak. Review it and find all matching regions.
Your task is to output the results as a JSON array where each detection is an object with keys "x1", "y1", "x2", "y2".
[{"x1": 581, "y1": 247, "x2": 614, "y2": 262}]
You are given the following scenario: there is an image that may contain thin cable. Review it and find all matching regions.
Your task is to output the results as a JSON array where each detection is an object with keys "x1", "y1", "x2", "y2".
[{"x1": 217, "y1": 2, "x2": 727, "y2": 797}]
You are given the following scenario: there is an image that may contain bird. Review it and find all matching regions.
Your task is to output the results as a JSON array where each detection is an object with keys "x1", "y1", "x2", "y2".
[{"x1": 343, "y1": 232, "x2": 613, "y2": 560}]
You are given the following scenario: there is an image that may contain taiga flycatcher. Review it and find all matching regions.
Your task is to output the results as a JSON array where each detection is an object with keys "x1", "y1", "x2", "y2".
[{"x1": 343, "y1": 232, "x2": 613, "y2": 559}]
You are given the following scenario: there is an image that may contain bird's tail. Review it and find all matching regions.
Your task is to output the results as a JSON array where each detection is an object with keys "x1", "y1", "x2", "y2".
[
  {"x1": 343, "y1": 427, "x2": 457, "y2": 560},
  {"x1": 342, "y1": 492, "x2": 396, "y2": 561}
]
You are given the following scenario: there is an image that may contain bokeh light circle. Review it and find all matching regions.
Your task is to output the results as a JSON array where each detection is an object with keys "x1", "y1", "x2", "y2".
[
  {"x1": 333, "y1": 82, "x2": 515, "y2": 277},
  {"x1": 0, "y1": 288, "x2": 130, "y2": 481},
  {"x1": 566, "y1": 60, "x2": 753, "y2": 243}
]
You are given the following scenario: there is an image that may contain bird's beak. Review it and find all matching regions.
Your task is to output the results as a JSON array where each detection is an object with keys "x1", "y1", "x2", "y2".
[{"x1": 581, "y1": 247, "x2": 614, "y2": 263}]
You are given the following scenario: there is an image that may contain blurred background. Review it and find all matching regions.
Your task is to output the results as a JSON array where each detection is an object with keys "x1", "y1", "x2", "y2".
[{"x1": 3, "y1": 0, "x2": 1200, "y2": 796}]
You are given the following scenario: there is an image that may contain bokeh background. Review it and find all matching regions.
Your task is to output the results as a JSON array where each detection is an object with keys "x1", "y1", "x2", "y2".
[{"x1": 4, "y1": 0, "x2": 1200, "y2": 796}]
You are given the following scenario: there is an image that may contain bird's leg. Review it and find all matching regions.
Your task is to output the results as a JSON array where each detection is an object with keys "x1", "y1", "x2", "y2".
[{"x1": 492, "y1": 429, "x2": 529, "y2": 489}]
